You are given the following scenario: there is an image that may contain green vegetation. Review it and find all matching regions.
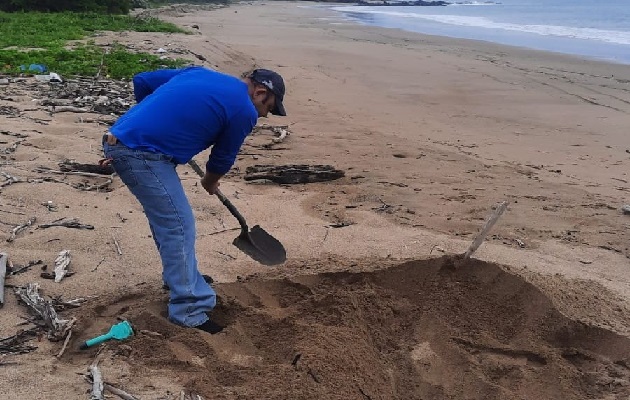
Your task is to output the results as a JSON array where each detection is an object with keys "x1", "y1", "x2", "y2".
[
  {"x1": 0, "y1": 11, "x2": 189, "y2": 79},
  {"x1": 0, "y1": 0, "x2": 132, "y2": 14}
]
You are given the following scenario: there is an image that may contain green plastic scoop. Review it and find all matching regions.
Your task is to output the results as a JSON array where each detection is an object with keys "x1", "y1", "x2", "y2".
[{"x1": 80, "y1": 320, "x2": 133, "y2": 350}]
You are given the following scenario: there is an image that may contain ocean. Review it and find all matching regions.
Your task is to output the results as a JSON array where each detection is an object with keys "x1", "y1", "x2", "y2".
[{"x1": 323, "y1": 0, "x2": 630, "y2": 64}]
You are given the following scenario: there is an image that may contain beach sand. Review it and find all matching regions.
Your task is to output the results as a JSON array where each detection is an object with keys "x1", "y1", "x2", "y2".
[{"x1": 2, "y1": 2, "x2": 630, "y2": 399}]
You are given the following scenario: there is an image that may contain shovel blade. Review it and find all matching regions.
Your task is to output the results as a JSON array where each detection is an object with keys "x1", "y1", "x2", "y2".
[{"x1": 233, "y1": 225, "x2": 286, "y2": 266}]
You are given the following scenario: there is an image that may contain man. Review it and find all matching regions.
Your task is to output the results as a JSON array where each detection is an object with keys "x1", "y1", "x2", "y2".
[{"x1": 101, "y1": 66, "x2": 286, "y2": 333}]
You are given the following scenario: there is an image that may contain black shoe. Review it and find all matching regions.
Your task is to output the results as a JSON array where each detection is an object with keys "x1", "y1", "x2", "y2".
[
  {"x1": 195, "y1": 318, "x2": 224, "y2": 334},
  {"x1": 162, "y1": 274, "x2": 214, "y2": 291}
]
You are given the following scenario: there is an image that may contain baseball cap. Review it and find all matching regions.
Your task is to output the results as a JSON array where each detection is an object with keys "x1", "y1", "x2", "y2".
[{"x1": 249, "y1": 69, "x2": 286, "y2": 116}]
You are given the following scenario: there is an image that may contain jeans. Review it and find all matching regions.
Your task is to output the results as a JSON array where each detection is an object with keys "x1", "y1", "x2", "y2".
[{"x1": 103, "y1": 140, "x2": 216, "y2": 327}]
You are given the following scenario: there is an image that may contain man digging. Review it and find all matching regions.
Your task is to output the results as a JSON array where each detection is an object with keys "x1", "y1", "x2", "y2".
[{"x1": 100, "y1": 66, "x2": 287, "y2": 334}]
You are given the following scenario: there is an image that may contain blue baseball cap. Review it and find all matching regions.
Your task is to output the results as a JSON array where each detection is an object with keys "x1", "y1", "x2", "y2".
[{"x1": 250, "y1": 69, "x2": 286, "y2": 116}]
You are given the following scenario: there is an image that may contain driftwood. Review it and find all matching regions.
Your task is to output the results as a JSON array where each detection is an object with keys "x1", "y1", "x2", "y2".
[
  {"x1": 112, "y1": 234, "x2": 123, "y2": 255},
  {"x1": 84, "y1": 374, "x2": 140, "y2": 400},
  {"x1": 51, "y1": 296, "x2": 89, "y2": 311},
  {"x1": 40, "y1": 76, "x2": 134, "y2": 116},
  {"x1": 244, "y1": 164, "x2": 345, "y2": 184},
  {"x1": 0, "y1": 140, "x2": 24, "y2": 155},
  {"x1": 180, "y1": 391, "x2": 204, "y2": 400},
  {"x1": 0, "y1": 253, "x2": 6, "y2": 307},
  {"x1": 462, "y1": 201, "x2": 509, "y2": 260},
  {"x1": 54, "y1": 250, "x2": 71, "y2": 282},
  {"x1": 0, "y1": 130, "x2": 29, "y2": 139},
  {"x1": 14, "y1": 283, "x2": 72, "y2": 341},
  {"x1": 6, "y1": 216, "x2": 36, "y2": 242},
  {"x1": 0, "y1": 328, "x2": 38, "y2": 355},
  {"x1": 8, "y1": 259, "x2": 43, "y2": 276},
  {"x1": 90, "y1": 363, "x2": 105, "y2": 400},
  {"x1": 39, "y1": 217, "x2": 94, "y2": 230},
  {"x1": 59, "y1": 160, "x2": 114, "y2": 175},
  {"x1": 0, "y1": 172, "x2": 21, "y2": 189}
]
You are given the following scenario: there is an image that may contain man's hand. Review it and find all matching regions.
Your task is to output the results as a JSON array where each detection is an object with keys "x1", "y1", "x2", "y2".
[{"x1": 201, "y1": 171, "x2": 223, "y2": 195}]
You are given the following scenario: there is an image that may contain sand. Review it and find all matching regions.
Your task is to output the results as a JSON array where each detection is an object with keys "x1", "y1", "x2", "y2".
[{"x1": 1, "y1": 2, "x2": 630, "y2": 399}]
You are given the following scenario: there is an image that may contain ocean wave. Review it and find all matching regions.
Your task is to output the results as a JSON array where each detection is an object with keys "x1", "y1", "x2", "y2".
[
  {"x1": 331, "y1": 7, "x2": 630, "y2": 45},
  {"x1": 449, "y1": 1, "x2": 501, "y2": 5}
]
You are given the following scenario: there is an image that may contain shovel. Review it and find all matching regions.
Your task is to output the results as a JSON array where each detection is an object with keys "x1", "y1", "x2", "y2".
[
  {"x1": 188, "y1": 160, "x2": 286, "y2": 266},
  {"x1": 79, "y1": 320, "x2": 134, "y2": 350}
]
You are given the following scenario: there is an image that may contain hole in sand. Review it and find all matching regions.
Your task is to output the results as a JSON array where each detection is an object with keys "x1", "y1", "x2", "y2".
[{"x1": 66, "y1": 256, "x2": 630, "y2": 399}]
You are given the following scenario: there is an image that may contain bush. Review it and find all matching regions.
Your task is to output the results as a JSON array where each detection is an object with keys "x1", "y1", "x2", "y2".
[{"x1": 0, "y1": 0, "x2": 132, "y2": 14}]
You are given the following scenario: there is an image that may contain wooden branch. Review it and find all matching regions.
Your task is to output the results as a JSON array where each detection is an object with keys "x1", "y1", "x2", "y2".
[
  {"x1": 0, "y1": 172, "x2": 21, "y2": 189},
  {"x1": 14, "y1": 283, "x2": 71, "y2": 340},
  {"x1": 6, "y1": 216, "x2": 36, "y2": 242},
  {"x1": 103, "y1": 383, "x2": 140, "y2": 400},
  {"x1": 9, "y1": 259, "x2": 43, "y2": 276},
  {"x1": 51, "y1": 106, "x2": 90, "y2": 114},
  {"x1": 0, "y1": 253, "x2": 6, "y2": 307},
  {"x1": 39, "y1": 218, "x2": 94, "y2": 230},
  {"x1": 35, "y1": 167, "x2": 114, "y2": 179},
  {"x1": 200, "y1": 227, "x2": 239, "y2": 237},
  {"x1": 56, "y1": 328, "x2": 72, "y2": 358},
  {"x1": 90, "y1": 363, "x2": 105, "y2": 400},
  {"x1": 0, "y1": 140, "x2": 24, "y2": 155},
  {"x1": 112, "y1": 234, "x2": 122, "y2": 255},
  {"x1": 54, "y1": 250, "x2": 71, "y2": 283},
  {"x1": 462, "y1": 201, "x2": 509, "y2": 260}
]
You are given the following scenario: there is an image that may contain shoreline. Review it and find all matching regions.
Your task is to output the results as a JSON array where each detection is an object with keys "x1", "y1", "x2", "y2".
[{"x1": 311, "y1": 2, "x2": 630, "y2": 66}]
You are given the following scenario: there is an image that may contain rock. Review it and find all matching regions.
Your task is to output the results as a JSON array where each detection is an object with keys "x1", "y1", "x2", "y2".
[
  {"x1": 622, "y1": 205, "x2": 630, "y2": 215},
  {"x1": 0, "y1": 78, "x2": 9, "y2": 85}
]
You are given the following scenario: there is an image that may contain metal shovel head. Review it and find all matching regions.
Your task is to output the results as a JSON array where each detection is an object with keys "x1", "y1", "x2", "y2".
[{"x1": 234, "y1": 225, "x2": 286, "y2": 266}]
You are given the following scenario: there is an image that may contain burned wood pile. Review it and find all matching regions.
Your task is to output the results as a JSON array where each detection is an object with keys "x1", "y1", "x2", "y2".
[{"x1": 244, "y1": 164, "x2": 345, "y2": 184}]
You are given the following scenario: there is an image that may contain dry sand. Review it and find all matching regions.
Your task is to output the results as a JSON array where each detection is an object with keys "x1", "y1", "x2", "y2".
[{"x1": 1, "y1": 2, "x2": 630, "y2": 399}]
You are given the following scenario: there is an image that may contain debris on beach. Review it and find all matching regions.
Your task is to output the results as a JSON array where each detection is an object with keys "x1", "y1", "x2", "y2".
[
  {"x1": 53, "y1": 250, "x2": 72, "y2": 283},
  {"x1": 244, "y1": 164, "x2": 345, "y2": 184},
  {"x1": 14, "y1": 283, "x2": 75, "y2": 341}
]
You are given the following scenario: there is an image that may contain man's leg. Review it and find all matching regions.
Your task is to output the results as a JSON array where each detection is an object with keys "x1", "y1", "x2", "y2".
[{"x1": 104, "y1": 143, "x2": 217, "y2": 328}]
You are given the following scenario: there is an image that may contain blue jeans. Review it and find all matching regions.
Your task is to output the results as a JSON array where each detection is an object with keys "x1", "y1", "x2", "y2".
[{"x1": 103, "y1": 140, "x2": 216, "y2": 327}]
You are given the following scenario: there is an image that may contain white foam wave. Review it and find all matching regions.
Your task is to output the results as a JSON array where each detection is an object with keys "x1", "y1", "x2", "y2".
[
  {"x1": 449, "y1": 1, "x2": 500, "y2": 5},
  {"x1": 331, "y1": 7, "x2": 630, "y2": 45}
]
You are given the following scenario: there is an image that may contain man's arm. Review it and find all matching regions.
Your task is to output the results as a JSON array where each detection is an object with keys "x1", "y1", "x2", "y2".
[
  {"x1": 132, "y1": 68, "x2": 187, "y2": 103},
  {"x1": 202, "y1": 108, "x2": 257, "y2": 194}
]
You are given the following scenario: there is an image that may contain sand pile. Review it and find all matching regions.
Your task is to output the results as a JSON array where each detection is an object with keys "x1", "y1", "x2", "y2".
[{"x1": 50, "y1": 256, "x2": 630, "y2": 400}]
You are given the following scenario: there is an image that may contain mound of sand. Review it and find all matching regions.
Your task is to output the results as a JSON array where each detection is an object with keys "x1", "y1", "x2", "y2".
[{"x1": 58, "y1": 256, "x2": 630, "y2": 399}]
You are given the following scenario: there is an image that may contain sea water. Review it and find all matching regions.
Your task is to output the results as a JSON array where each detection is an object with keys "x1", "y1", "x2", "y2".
[{"x1": 326, "y1": 0, "x2": 630, "y2": 64}]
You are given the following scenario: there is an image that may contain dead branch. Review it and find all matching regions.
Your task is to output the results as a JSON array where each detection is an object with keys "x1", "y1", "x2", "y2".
[
  {"x1": 54, "y1": 250, "x2": 71, "y2": 282},
  {"x1": 90, "y1": 363, "x2": 105, "y2": 400},
  {"x1": 72, "y1": 179, "x2": 113, "y2": 192},
  {"x1": 0, "y1": 328, "x2": 38, "y2": 355},
  {"x1": 35, "y1": 166, "x2": 113, "y2": 179},
  {"x1": 103, "y1": 383, "x2": 139, "y2": 400},
  {"x1": 14, "y1": 283, "x2": 71, "y2": 341},
  {"x1": 9, "y1": 260, "x2": 43, "y2": 276},
  {"x1": 50, "y1": 106, "x2": 90, "y2": 114},
  {"x1": 0, "y1": 253, "x2": 6, "y2": 307},
  {"x1": 92, "y1": 257, "x2": 105, "y2": 272},
  {"x1": 112, "y1": 234, "x2": 122, "y2": 255},
  {"x1": 84, "y1": 374, "x2": 140, "y2": 400},
  {"x1": 0, "y1": 130, "x2": 28, "y2": 139},
  {"x1": 462, "y1": 201, "x2": 509, "y2": 260},
  {"x1": 200, "y1": 227, "x2": 239, "y2": 237},
  {"x1": 6, "y1": 216, "x2": 36, "y2": 242},
  {"x1": 39, "y1": 218, "x2": 94, "y2": 230},
  {"x1": 55, "y1": 318, "x2": 76, "y2": 358},
  {"x1": 0, "y1": 172, "x2": 21, "y2": 189},
  {"x1": 51, "y1": 296, "x2": 89, "y2": 311},
  {"x1": 0, "y1": 140, "x2": 24, "y2": 155}
]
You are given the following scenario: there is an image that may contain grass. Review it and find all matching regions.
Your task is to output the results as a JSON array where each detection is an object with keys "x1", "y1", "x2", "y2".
[{"x1": 0, "y1": 12, "x2": 189, "y2": 79}]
